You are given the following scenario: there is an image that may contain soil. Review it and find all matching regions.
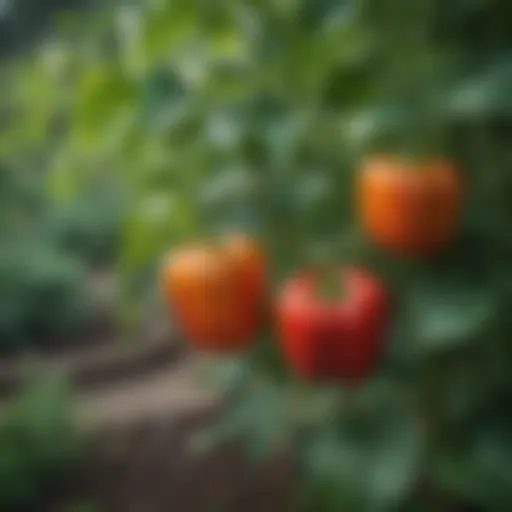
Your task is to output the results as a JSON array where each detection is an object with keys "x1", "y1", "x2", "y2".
[
  {"x1": 57, "y1": 412, "x2": 297, "y2": 512},
  {"x1": 0, "y1": 323, "x2": 183, "y2": 397}
]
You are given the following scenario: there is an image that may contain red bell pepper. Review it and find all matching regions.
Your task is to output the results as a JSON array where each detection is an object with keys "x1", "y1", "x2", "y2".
[{"x1": 277, "y1": 267, "x2": 391, "y2": 383}]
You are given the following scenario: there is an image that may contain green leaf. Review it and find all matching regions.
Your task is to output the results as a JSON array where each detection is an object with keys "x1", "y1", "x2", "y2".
[
  {"x1": 141, "y1": 2, "x2": 198, "y2": 65},
  {"x1": 448, "y1": 59, "x2": 512, "y2": 118},
  {"x1": 191, "y1": 381, "x2": 289, "y2": 463},
  {"x1": 74, "y1": 64, "x2": 135, "y2": 144},
  {"x1": 141, "y1": 68, "x2": 189, "y2": 132},
  {"x1": 198, "y1": 167, "x2": 257, "y2": 210},
  {"x1": 0, "y1": 375, "x2": 81, "y2": 509},
  {"x1": 430, "y1": 411, "x2": 512, "y2": 510},
  {"x1": 299, "y1": 388, "x2": 424, "y2": 512},
  {"x1": 407, "y1": 278, "x2": 498, "y2": 356}
]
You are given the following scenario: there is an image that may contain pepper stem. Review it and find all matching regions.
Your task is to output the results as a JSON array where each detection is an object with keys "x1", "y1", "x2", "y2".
[
  {"x1": 316, "y1": 266, "x2": 345, "y2": 301},
  {"x1": 307, "y1": 243, "x2": 345, "y2": 301}
]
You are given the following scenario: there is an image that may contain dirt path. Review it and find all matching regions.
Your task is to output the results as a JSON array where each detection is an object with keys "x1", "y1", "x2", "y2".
[{"x1": 74, "y1": 355, "x2": 220, "y2": 433}]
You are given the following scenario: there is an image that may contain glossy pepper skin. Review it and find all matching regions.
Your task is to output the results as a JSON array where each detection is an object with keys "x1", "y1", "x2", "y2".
[
  {"x1": 163, "y1": 234, "x2": 266, "y2": 353},
  {"x1": 358, "y1": 156, "x2": 463, "y2": 256},
  {"x1": 277, "y1": 268, "x2": 390, "y2": 383}
]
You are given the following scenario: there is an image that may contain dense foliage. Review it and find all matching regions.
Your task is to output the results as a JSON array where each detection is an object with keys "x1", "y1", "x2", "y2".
[
  {"x1": 0, "y1": 375, "x2": 82, "y2": 510},
  {"x1": 4, "y1": 0, "x2": 512, "y2": 509},
  {"x1": 0, "y1": 36, "x2": 126, "y2": 350},
  {"x1": 0, "y1": 161, "x2": 92, "y2": 350},
  {"x1": 0, "y1": 0, "x2": 97, "y2": 57}
]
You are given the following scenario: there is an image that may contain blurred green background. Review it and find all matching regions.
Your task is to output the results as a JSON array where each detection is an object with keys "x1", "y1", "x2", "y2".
[{"x1": 2, "y1": 0, "x2": 512, "y2": 510}]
